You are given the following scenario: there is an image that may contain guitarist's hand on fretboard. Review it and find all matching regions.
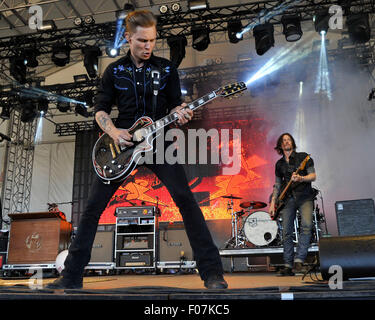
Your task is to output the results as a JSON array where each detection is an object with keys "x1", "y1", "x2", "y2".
[{"x1": 170, "y1": 103, "x2": 192, "y2": 126}]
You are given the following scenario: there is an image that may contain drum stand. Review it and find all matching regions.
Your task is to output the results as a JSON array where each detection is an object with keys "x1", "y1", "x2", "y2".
[{"x1": 223, "y1": 199, "x2": 246, "y2": 249}]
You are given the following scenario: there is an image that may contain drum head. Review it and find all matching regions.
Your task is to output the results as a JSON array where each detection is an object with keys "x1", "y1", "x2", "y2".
[{"x1": 244, "y1": 211, "x2": 278, "y2": 246}]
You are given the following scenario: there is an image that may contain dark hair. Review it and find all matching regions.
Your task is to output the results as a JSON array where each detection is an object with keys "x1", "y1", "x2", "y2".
[
  {"x1": 274, "y1": 133, "x2": 297, "y2": 155},
  {"x1": 125, "y1": 10, "x2": 157, "y2": 34}
]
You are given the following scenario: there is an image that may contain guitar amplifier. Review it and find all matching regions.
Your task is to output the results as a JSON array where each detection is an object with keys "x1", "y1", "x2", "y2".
[
  {"x1": 118, "y1": 252, "x2": 152, "y2": 267},
  {"x1": 116, "y1": 206, "x2": 155, "y2": 218},
  {"x1": 335, "y1": 198, "x2": 375, "y2": 236}
]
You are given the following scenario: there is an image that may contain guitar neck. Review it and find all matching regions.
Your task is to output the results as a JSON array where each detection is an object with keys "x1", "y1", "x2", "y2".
[
  {"x1": 148, "y1": 90, "x2": 218, "y2": 134},
  {"x1": 278, "y1": 167, "x2": 303, "y2": 201}
]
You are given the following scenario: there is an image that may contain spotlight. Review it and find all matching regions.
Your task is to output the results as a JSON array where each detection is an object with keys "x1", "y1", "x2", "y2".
[
  {"x1": 159, "y1": 5, "x2": 169, "y2": 14},
  {"x1": 20, "y1": 98, "x2": 38, "y2": 123},
  {"x1": 52, "y1": 43, "x2": 71, "y2": 67},
  {"x1": 171, "y1": 3, "x2": 181, "y2": 12},
  {"x1": 313, "y1": 10, "x2": 330, "y2": 35},
  {"x1": 82, "y1": 46, "x2": 102, "y2": 78},
  {"x1": 37, "y1": 20, "x2": 57, "y2": 31},
  {"x1": 188, "y1": 0, "x2": 208, "y2": 11},
  {"x1": 253, "y1": 23, "x2": 275, "y2": 56},
  {"x1": 117, "y1": 3, "x2": 135, "y2": 19},
  {"x1": 191, "y1": 26, "x2": 210, "y2": 51},
  {"x1": 23, "y1": 49, "x2": 40, "y2": 68},
  {"x1": 0, "y1": 103, "x2": 11, "y2": 120},
  {"x1": 82, "y1": 91, "x2": 94, "y2": 107},
  {"x1": 57, "y1": 101, "x2": 70, "y2": 112},
  {"x1": 74, "y1": 17, "x2": 83, "y2": 26},
  {"x1": 75, "y1": 103, "x2": 91, "y2": 118},
  {"x1": 167, "y1": 35, "x2": 187, "y2": 68},
  {"x1": 38, "y1": 98, "x2": 49, "y2": 115},
  {"x1": 281, "y1": 15, "x2": 303, "y2": 42},
  {"x1": 84, "y1": 15, "x2": 95, "y2": 25},
  {"x1": 106, "y1": 47, "x2": 119, "y2": 58},
  {"x1": 227, "y1": 21, "x2": 243, "y2": 44},
  {"x1": 9, "y1": 56, "x2": 27, "y2": 84},
  {"x1": 347, "y1": 14, "x2": 371, "y2": 44}
]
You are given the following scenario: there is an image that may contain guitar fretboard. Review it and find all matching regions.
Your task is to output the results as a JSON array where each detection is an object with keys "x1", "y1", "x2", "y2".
[{"x1": 145, "y1": 91, "x2": 218, "y2": 134}]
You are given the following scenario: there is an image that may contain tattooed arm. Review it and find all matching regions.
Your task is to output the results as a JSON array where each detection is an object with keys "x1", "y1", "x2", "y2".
[{"x1": 95, "y1": 111, "x2": 133, "y2": 146}]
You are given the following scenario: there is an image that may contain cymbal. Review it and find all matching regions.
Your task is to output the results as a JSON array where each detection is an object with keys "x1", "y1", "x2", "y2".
[
  {"x1": 221, "y1": 195, "x2": 242, "y2": 200},
  {"x1": 240, "y1": 201, "x2": 267, "y2": 209}
]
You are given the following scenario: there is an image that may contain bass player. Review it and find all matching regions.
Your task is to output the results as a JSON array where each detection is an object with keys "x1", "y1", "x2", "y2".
[{"x1": 269, "y1": 133, "x2": 316, "y2": 276}]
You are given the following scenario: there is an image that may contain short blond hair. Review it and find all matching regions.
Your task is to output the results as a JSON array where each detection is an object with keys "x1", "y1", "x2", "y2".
[{"x1": 126, "y1": 10, "x2": 157, "y2": 34}]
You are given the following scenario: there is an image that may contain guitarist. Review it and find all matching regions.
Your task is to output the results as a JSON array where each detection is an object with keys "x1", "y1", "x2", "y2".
[
  {"x1": 269, "y1": 133, "x2": 316, "y2": 276},
  {"x1": 47, "y1": 10, "x2": 227, "y2": 290}
]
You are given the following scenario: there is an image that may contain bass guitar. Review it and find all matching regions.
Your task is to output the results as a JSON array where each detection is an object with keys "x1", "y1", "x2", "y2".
[
  {"x1": 272, "y1": 154, "x2": 311, "y2": 220},
  {"x1": 92, "y1": 82, "x2": 247, "y2": 183}
]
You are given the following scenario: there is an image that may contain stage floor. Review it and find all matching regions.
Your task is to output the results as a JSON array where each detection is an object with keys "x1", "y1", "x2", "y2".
[{"x1": 1, "y1": 271, "x2": 375, "y2": 303}]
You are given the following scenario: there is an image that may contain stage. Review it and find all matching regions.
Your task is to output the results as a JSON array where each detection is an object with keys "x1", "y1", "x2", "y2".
[{"x1": 1, "y1": 271, "x2": 375, "y2": 301}]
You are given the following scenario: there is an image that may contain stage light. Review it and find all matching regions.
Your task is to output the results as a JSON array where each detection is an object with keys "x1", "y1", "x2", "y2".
[
  {"x1": 188, "y1": 0, "x2": 208, "y2": 11},
  {"x1": 0, "y1": 103, "x2": 11, "y2": 120},
  {"x1": 281, "y1": 15, "x2": 303, "y2": 42},
  {"x1": 167, "y1": 35, "x2": 187, "y2": 68},
  {"x1": 20, "y1": 98, "x2": 38, "y2": 123},
  {"x1": 192, "y1": 26, "x2": 210, "y2": 51},
  {"x1": 37, "y1": 98, "x2": 49, "y2": 115},
  {"x1": 57, "y1": 101, "x2": 70, "y2": 112},
  {"x1": 227, "y1": 21, "x2": 243, "y2": 44},
  {"x1": 75, "y1": 103, "x2": 91, "y2": 118},
  {"x1": 171, "y1": 3, "x2": 181, "y2": 12},
  {"x1": 9, "y1": 56, "x2": 27, "y2": 84},
  {"x1": 347, "y1": 14, "x2": 371, "y2": 44},
  {"x1": 23, "y1": 49, "x2": 40, "y2": 68},
  {"x1": 106, "y1": 47, "x2": 119, "y2": 58},
  {"x1": 84, "y1": 15, "x2": 95, "y2": 25},
  {"x1": 52, "y1": 43, "x2": 71, "y2": 67},
  {"x1": 74, "y1": 17, "x2": 83, "y2": 26},
  {"x1": 82, "y1": 46, "x2": 102, "y2": 78},
  {"x1": 253, "y1": 23, "x2": 275, "y2": 56},
  {"x1": 159, "y1": 5, "x2": 169, "y2": 14},
  {"x1": 313, "y1": 10, "x2": 330, "y2": 35},
  {"x1": 37, "y1": 20, "x2": 57, "y2": 31}
]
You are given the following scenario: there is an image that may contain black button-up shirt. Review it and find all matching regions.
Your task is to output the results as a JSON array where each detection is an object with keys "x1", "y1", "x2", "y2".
[
  {"x1": 94, "y1": 50, "x2": 182, "y2": 129},
  {"x1": 275, "y1": 151, "x2": 316, "y2": 201}
]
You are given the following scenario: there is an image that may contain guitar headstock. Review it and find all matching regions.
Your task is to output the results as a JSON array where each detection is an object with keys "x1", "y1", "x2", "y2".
[{"x1": 217, "y1": 82, "x2": 247, "y2": 98}]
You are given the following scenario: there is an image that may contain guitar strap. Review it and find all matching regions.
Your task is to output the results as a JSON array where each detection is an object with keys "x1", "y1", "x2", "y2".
[{"x1": 151, "y1": 68, "x2": 160, "y2": 121}]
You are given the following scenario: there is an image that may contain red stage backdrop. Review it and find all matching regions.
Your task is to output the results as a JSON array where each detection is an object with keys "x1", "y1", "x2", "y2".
[{"x1": 99, "y1": 117, "x2": 277, "y2": 224}]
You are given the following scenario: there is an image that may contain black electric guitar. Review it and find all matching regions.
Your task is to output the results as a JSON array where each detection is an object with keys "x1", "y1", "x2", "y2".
[
  {"x1": 92, "y1": 82, "x2": 247, "y2": 183},
  {"x1": 272, "y1": 154, "x2": 311, "y2": 220}
]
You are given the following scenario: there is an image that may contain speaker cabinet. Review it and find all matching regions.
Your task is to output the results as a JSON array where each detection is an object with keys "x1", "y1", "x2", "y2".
[
  {"x1": 159, "y1": 222, "x2": 193, "y2": 262},
  {"x1": 319, "y1": 235, "x2": 375, "y2": 280},
  {"x1": 90, "y1": 230, "x2": 115, "y2": 263},
  {"x1": 335, "y1": 198, "x2": 375, "y2": 236},
  {"x1": 7, "y1": 212, "x2": 71, "y2": 264}
]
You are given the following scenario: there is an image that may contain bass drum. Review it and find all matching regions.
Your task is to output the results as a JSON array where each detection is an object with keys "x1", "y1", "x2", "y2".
[{"x1": 243, "y1": 211, "x2": 279, "y2": 246}]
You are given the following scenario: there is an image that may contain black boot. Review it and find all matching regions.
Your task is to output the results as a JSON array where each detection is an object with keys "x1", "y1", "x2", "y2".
[
  {"x1": 45, "y1": 276, "x2": 83, "y2": 289},
  {"x1": 204, "y1": 274, "x2": 228, "y2": 289}
]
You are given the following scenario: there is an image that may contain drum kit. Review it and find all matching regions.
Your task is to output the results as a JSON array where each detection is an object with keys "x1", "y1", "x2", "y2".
[
  {"x1": 222, "y1": 195, "x2": 276, "y2": 248},
  {"x1": 223, "y1": 190, "x2": 326, "y2": 249}
]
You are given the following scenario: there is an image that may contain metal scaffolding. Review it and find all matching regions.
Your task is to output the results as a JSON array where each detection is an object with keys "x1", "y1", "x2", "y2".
[{"x1": 1, "y1": 111, "x2": 37, "y2": 228}]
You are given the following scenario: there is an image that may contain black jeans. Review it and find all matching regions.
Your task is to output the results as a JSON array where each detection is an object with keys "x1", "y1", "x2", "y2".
[{"x1": 63, "y1": 162, "x2": 223, "y2": 281}]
